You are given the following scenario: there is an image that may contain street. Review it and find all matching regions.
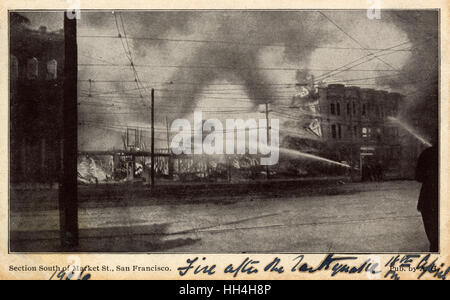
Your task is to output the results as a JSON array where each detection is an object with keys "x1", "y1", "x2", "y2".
[{"x1": 10, "y1": 180, "x2": 429, "y2": 252}]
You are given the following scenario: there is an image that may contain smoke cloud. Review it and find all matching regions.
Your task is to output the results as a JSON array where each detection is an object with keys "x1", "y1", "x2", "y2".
[
  {"x1": 124, "y1": 11, "x2": 336, "y2": 114},
  {"x1": 75, "y1": 11, "x2": 338, "y2": 149},
  {"x1": 378, "y1": 11, "x2": 438, "y2": 137},
  {"x1": 16, "y1": 11, "x2": 438, "y2": 150}
]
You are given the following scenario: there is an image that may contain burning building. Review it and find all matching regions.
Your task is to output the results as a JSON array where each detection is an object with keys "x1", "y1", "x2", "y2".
[{"x1": 286, "y1": 82, "x2": 421, "y2": 180}]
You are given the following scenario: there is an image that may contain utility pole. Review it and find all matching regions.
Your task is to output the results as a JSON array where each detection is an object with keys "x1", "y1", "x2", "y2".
[
  {"x1": 165, "y1": 116, "x2": 170, "y2": 150},
  {"x1": 349, "y1": 102, "x2": 355, "y2": 182},
  {"x1": 265, "y1": 102, "x2": 271, "y2": 180},
  {"x1": 166, "y1": 116, "x2": 174, "y2": 179},
  {"x1": 59, "y1": 14, "x2": 78, "y2": 249},
  {"x1": 151, "y1": 88, "x2": 155, "y2": 187}
]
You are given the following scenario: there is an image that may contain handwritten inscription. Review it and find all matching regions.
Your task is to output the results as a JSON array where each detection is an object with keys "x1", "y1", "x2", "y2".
[
  {"x1": 177, "y1": 253, "x2": 448, "y2": 280},
  {"x1": 224, "y1": 257, "x2": 259, "y2": 278},
  {"x1": 177, "y1": 254, "x2": 381, "y2": 278},
  {"x1": 49, "y1": 267, "x2": 91, "y2": 280},
  {"x1": 177, "y1": 257, "x2": 216, "y2": 276},
  {"x1": 291, "y1": 254, "x2": 381, "y2": 277}
]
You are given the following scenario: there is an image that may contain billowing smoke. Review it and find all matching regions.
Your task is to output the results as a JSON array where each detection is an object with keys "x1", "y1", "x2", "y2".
[
  {"x1": 162, "y1": 46, "x2": 277, "y2": 113},
  {"x1": 15, "y1": 10, "x2": 440, "y2": 151},
  {"x1": 126, "y1": 11, "x2": 336, "y2": 114},
  {"x1": 378, "y1": 11, "x2": 438, "y2": 138},
  {"x1": 76, "y1": 11, "x2": 337, "y2": 150}
]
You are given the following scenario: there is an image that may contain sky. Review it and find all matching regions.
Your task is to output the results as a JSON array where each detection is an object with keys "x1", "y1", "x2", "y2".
[{"x1": 17, "y1": 10, "x2": 438, "y2": 151}]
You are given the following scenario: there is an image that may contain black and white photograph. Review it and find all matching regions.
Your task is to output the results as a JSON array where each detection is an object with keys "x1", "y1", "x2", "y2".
[{"x1": 9, "y1": 9, "x2": 439, "y2": 254}]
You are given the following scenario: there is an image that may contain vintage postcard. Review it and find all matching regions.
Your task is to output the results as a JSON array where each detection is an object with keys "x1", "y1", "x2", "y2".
[{"x1": 0, "y1": 0, "x2": 449, "y2": 282}]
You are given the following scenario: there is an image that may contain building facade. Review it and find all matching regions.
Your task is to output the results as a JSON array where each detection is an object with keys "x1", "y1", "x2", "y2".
[
  {"x1": 317, "y1": 84, "x2": 406, "y2": 180},
  {"x1": 10, "y1": 22, "x2": 64, "y2": 183}
]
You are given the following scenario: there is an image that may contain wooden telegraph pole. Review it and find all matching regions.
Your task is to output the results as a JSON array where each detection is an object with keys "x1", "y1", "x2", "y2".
[
  {"x1": 166, "y1": 116, "x2": 174, "y2": 179},
  {"x1": 59, "y1": 14, "x2": 79, "y2": 248},
  {"x1": 265, "y1": 103, "x2": 271, "y2": 180},
  {"x1": 151, "y1": 89, "x2": 155, "y2": 187}
]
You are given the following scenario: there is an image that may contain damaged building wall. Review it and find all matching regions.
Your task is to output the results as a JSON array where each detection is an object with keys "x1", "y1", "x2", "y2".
[{"x1": 315, "y1": 84, "x2": 418, "y2": 180}]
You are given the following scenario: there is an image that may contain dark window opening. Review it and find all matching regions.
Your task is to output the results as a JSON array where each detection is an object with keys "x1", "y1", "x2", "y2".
[
  {"x1": 46, "y1": 59, "x2": 58, "y2": 80},
  {"x1": 331, "y1": 124, "x2": 337, "y2": 139},
  {"x1": 330, "y1": 103, "x2": 335, "y2": 115},
  {"x1": 27, "y1": 57, "x2": 39, "y2": 80}
]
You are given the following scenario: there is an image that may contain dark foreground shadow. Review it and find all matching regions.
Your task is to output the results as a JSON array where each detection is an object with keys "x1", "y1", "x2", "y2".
[{"x1": 10, "y1": 223, "x2": 200, "y2": 252}]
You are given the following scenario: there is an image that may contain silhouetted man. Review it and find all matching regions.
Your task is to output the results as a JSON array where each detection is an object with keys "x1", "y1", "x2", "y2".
[{"x1": 415, "y1": 144, "x2": 438, "y2": 252}]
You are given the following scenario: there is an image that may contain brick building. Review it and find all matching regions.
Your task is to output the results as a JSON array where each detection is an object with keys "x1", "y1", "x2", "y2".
[{"x1": 316, "y1": 84, "x2": 407, "y2": 179}]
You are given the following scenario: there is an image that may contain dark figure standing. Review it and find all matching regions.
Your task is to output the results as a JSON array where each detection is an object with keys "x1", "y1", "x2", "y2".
[{"x1": 415, "y1": 145, "x2": 438, "y2": 252}]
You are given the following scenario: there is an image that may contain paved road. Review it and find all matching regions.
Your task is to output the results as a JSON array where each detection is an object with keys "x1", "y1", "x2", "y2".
[{"x1": 10, "y1": 181, "x2": 429, "y2": 252}]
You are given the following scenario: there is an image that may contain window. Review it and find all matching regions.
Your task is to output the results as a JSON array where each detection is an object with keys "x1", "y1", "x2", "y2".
[
  {"x1": 376, "y1": 128, "x2": 382, "y2": 142},
  {"x1": 347, "y1": 103, "x2": 350, "y2": 115},
  {"x1": 393, "y1": 105, "x2": 398, "y2": 115},
  {"x1": 338, "y1": 124, "x2": 342, "y2": 139},
  {"x1": 362, "y1": 127, "x2": 368, "y2": 138},
  {"x1": 391, "y1": 147, "x2": 401, "y2": 159},
  {"x1": 393, "y1": 128, "x2": 399, "y2": 138},
  {"x1": 354, "y1": 126, "x2": 358, "y2": 137},
  {"x1": 337, "y1": 102, "x2": 341, "y2": 116},
  {"x1": 331, "y1": 124, "x2": 337, "y2": 139},
  {"x1": 27, "y1": 57, "x2": 39, "y2": 80},
  {"x1": 362, "y1": 104, "x2": 366, "y2": 116},
  {"x1": 330, "y1": 103, "x2": 335, "y2": 115},
  {"x1": 353, "y1": 102, "x2": 356, "y2": 115},
  {"x1": 46, "y1": 59, "x2": 57, "y2": 80}
]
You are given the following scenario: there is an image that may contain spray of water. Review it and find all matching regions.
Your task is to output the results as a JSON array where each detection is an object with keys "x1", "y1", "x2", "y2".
[
  {"x1": 279, "y1": 147, "x2": 351, "y2": 168},
  {"x1": 175, "y1": 141, "x2": 351, "y2": 168},
  {"x1": 387, "y1": 117, "x2": 432, "y2": 147}
]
